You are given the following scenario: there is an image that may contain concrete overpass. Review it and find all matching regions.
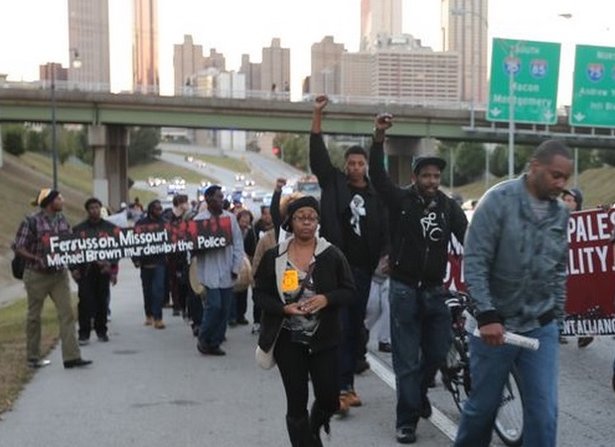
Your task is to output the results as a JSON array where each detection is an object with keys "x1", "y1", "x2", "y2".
[
  {"x1": 1, "y1": 88, "x2": 614, "y2": 206},
  {"x1": 2, "y1": 88, "x2": 615, "y2": 146}
]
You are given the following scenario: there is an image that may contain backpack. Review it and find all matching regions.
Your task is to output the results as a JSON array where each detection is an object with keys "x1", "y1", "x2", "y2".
[{"x1": 11, "y1": 217, "x2": 35, "y2": 280}]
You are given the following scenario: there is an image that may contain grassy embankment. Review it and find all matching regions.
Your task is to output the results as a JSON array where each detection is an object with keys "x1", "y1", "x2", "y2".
[{"x1": 0, "y1": 299, "x2": 60, "y2": 415}]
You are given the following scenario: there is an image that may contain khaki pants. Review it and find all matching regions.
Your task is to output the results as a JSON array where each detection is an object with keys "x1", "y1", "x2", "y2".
[{"x1": 23, "y1": 269, "x2": 81, "y2": 362}]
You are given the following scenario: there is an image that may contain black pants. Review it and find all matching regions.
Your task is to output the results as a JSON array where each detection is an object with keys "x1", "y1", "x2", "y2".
[
  {"x1": 253, "y1": 301, "x2": 262, "y2": 324},
  {"x1": 168, "y1": 257, "x2": 188, "y2": 312},
  {"x1": 78, "y1": 268, "x2": 110, "y2": 337},
  {"x1": 187, "y1": 288, "x2": 203, "y2": 327},
  {"x1": 339, "y1": 267, "x2": 372, "y2": 390},
  {"x1": 274, "y1": 329, "x2": 339, "y2": 418},
  {"x1": 234, "y1": 289, "x2": 248, "y2": 321}
]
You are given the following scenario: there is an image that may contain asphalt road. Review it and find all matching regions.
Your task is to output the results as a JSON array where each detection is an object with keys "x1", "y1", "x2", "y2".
[
  {"x1": 0, "y1": 262, "x2": 449, "y2": 447},
  {"x1": 1, "y1": 263, "x2": 614, "y2": 446}
]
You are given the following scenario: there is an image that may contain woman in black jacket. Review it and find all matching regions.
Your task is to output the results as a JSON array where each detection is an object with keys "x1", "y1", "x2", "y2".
[{"x1": 253, "y1": 196, "x2": 355, "y2": 446}]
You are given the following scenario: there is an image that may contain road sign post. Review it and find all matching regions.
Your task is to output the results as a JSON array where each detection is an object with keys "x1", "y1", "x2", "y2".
[
  {"x1": 570, "y1": 44, "x2": 615, "y2": 127},
  {"x1": 487, "y1": 38, "x2": 561, "y2": 125}
]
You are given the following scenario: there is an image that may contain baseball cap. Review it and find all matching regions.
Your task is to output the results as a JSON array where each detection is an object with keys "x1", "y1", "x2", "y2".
[{"x1": 412, "y1": 156, "x2": 446, "y2": 174}]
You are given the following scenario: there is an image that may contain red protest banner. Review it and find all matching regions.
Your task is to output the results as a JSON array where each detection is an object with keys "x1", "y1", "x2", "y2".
[
  {"x1": 563, "y1": 209, "x2": 615, "y2": 336},
  {"x1": 443, "y1": 209, "x2": 615, "y2": 336}
]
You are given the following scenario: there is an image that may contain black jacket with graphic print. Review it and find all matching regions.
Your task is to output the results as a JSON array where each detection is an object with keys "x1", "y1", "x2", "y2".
[
  {"x1": 369, "y1": 140, "x2": 468, "y2": 287},
  {"x1": 309, "y1": 133, "x2": 389, "y2": 273}
]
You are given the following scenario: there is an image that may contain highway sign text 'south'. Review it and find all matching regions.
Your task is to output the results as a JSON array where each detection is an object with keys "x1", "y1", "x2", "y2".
[
  {"x1": 487, "y1": 38, "x2": 561, "y2": 125},
  {"x1": 570, "y1": 44, "x2": 615, "y2": 128}
]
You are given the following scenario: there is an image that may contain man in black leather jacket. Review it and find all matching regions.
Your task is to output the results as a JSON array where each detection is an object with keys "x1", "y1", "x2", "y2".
[{"x1": 369, "y1": 114, "x2": 467, "y2": 444}]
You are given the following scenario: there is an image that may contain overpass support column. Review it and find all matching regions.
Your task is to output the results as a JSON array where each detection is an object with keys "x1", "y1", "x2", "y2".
[
  {"x1": 0, "y1": 124, "x2": 3, "y2": 168},
  {"x1": 383, "y1": 137, "x2": 437, "y2": 186},
  {"x1": 89, "y1": 125, "x2": 129, "y2": 210}
]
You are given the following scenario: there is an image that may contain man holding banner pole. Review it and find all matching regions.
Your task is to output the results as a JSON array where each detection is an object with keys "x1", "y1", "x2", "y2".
[
  {"x1": 71, "y1": 197, "x2": 118, "y2": 344},
  {"x1": 455, "y1": 140, "x2": 573, "y2": 447},
  {"x1": 12, "y1": 188, "x2": 92, "y2": 369}
]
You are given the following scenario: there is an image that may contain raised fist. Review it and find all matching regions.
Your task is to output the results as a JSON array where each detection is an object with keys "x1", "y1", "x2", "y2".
[
  {"x1": 314, "y1": 95, "x2": 329, "y2": 111},
  {"x1": 375, "y1": 113, "x2": 393, "y2": 131}
]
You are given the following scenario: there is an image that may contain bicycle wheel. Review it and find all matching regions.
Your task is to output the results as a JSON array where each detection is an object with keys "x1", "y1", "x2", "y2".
[{"x1": 494, "y1": 368, "x2": 523, "y2": 446}]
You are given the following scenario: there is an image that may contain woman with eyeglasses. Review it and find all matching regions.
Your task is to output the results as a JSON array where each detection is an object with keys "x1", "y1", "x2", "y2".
[{"x1": 253, "y1": 196, "x2": 355, "y2": 446}]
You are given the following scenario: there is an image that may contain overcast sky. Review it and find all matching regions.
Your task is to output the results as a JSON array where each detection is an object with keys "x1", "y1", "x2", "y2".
[{"x1": 1, "y1": 0, "x2": 614, "y2": 104}]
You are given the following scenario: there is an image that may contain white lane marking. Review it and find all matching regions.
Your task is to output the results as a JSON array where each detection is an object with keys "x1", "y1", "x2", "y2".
[{"x1": 366, "y1": 352, "x2": 458, "y2": 442}]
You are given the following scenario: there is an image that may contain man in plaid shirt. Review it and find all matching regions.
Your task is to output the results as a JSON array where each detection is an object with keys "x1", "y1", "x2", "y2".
[{"x1": 12, "y1": 188, "x2": 92, "y2": 369}]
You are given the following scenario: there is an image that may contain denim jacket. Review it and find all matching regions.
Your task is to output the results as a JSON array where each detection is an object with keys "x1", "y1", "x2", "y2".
[{"x1": 464, "y1": 175, "x2": 570, "y2": 333}]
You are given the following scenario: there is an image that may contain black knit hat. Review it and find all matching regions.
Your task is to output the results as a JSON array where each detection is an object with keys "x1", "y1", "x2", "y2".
[
  {"x1": 563, "y1": 187, "x2": 583, "y2": 211},
  {"x1": 281, "y1": 196, "x2": 320, "y2": 232}
]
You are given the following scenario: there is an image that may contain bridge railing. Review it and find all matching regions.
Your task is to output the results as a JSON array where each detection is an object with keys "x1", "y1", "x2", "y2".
[{"x1": 1, "y1": 79, "x2": 489, "y2": 110}]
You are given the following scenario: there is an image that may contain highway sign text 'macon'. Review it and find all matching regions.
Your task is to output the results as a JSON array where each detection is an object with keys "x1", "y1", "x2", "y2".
[{"x1": 488, "y1": 38, "x2": 561, "y2": 125}]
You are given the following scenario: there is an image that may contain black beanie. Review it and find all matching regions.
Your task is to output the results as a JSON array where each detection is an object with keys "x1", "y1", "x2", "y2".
[{"x1": 281, "y1": 196, "x2": 320, "y2": 232}]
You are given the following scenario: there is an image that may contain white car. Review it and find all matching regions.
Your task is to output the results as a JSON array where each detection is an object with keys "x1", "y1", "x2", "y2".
[{"x1": 251, "y1": 190, "x2": 267, "y2": 202}]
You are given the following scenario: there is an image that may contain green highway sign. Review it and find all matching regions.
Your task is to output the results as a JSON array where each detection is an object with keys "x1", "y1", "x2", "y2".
[
  {"x1": 487, "y1": 38, "x2": 561, "y2": 125},
  {"x1": 570, "y1": 44, "x2": 615, "y2": 128}
]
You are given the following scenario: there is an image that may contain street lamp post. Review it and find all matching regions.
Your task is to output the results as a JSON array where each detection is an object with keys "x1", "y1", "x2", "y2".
[
  {"x1": 508, "y1": 44, "x2": 516, "y2": 179},
  {"x1": 51, "y1": 67, "x2": 58, "y2": 190},
  {"x1": 51, "y1": 50, "x2": 80, "y2": 190}
]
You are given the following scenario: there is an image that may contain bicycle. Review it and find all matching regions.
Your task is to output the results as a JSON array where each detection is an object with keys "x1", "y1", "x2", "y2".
[{"x1": 441, "y1": 290, "x2": 524, "y2": 447}]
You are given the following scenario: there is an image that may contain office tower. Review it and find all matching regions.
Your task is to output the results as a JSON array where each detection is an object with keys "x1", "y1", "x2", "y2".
[
  {"x1": 133, "y1": 0, "x2": 159, "y2": 94},
  {"x1": 310, "y1": 36, "x2": 345, "y2": 95},
  {"x1": 372, "y1": 49, "x2": 460, "y2": 102},
  {"x1": 341, "y1": 35, "x2": 460, "y2": 103},
  {"x1": 67, "y1": 0, "x2": 110, "y2": 91},
  {"x1": 239, "y1": 54, "x2": 262, "y2": 93},
  {"x1": 173, "y1": 34, "x2": 204, "y2": 95},
  {"x1": 39, "y1": 63, "x2": 68, "y2": 84},
  {"x1": 261, "y1": 38, "x2": 290, "y2": 98},
  {"x1": 442, "y1": 0, "x2": 488, "y2": 103},
  {"x1": 340, "y1": 52, "x2": 373, "y2": 98},
  {"x1": 360, "y1": 0, "x2": 402, "y2": 51},
  {"x1": 204, "y1": 49, "x2": 226, "y2": 71}
]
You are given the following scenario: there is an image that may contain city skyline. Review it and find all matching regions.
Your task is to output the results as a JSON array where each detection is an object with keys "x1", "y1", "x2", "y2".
[{"x1": 2, "y1": 0, "x2": 615, "y2": 104}]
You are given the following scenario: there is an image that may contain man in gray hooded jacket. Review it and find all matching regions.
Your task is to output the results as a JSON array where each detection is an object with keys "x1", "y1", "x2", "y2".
[{"x1": 454, "y1": 140, "x2": 573, "y2": 447}]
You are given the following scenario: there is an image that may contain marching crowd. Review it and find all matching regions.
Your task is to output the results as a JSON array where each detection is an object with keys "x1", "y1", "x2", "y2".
[{"x1": 11, "y1": 95, "x2": 615, "y2": 447}]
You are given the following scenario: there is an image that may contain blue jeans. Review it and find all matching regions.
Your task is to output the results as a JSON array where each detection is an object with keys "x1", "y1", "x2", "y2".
[
  {"x1": 198, "y1": 287, "x2": 232, "y2": 348},
  {"x1": 454, "y1": 321, "x2": 559, "y2": 447},
  {"x1": 339, "y1": 267, "x2": 372, "y2": 391},
  {"x1": 389, "y1": 279, "x2": 452, "y2": 429},
  {"x1": 140, "y1": 265, "x2": 165, "y2": 320}
]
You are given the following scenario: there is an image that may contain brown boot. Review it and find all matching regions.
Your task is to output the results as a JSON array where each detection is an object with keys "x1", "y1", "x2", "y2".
[
  {"x1": 336, "y1": 393, "x2": 350, "y2": 416},
  {"x1": 344, "y1": 389, "x2": 362, "y2": 407},
  {"x1": 154, "y1": 320, "x2": 166, "y2": 329},
  {"x1": 144, "y1": 316, "x2": 154, "y2": 326}
]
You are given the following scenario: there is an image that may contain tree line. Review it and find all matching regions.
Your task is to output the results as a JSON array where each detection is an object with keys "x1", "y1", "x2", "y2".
[
  {"x1": 4, "y1": 125, "x2": 614, "y2": 188},
  {"x1": 1, "y1": 124, "x2": 161, "y2": 167}
]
